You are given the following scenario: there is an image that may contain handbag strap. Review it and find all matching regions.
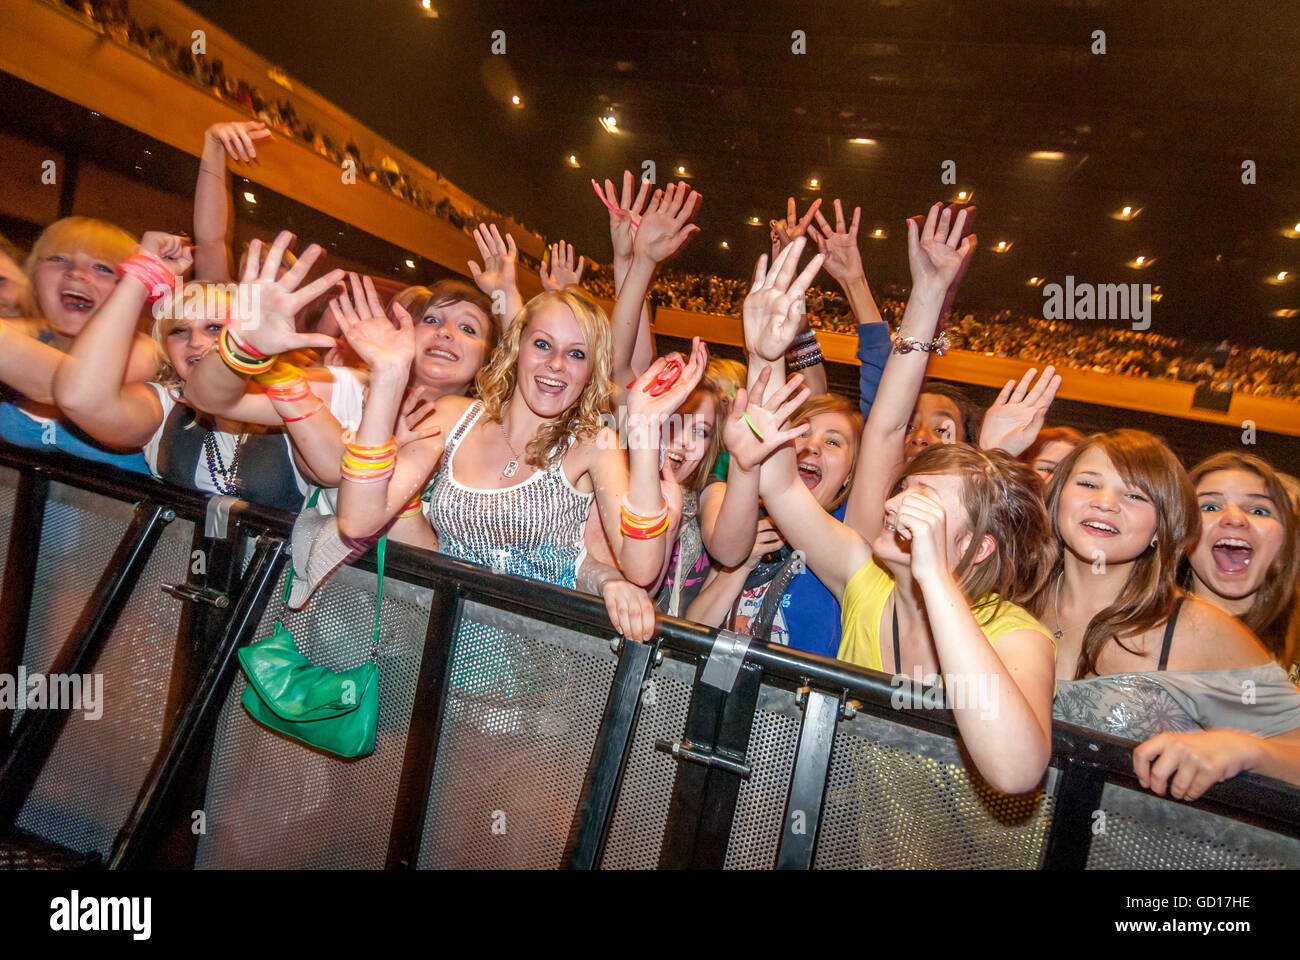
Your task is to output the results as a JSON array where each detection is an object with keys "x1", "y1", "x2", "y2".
[{"x1": 279, "y1": 486, "x2": 386, "y2": 661}]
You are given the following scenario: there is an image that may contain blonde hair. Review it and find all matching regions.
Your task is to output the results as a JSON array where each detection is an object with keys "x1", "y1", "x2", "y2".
[
  {"x1": 150, "y1": 282, "x2": 231, "y2": 390},
  {"x1": 474, "y1": 288, "x2": 614, "y2": 468},
  {"x1": 705, "y1": 357, "x2": 747, "y2": 402},
  {"x1": 24, "y1": 217, "x2": 135, "y2": 322}
]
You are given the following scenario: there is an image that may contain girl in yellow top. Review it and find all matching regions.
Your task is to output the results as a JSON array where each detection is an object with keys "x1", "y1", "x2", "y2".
[{"x1": 730, "y1": 204, "x2": 1058, "y2": 795}]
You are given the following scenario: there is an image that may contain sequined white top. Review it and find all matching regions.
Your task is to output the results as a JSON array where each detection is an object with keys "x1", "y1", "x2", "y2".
[{"x1": 428, "y1": 401, "x2": 593, "y2": 589}]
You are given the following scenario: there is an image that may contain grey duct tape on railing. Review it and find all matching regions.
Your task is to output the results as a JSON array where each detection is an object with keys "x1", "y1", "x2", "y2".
[
  {"x1": 204, "y1": 495, "x2": 240, "y2": 539},
  {"x1": 700, "y1": 629, "x2": 751, "y2": 691}
]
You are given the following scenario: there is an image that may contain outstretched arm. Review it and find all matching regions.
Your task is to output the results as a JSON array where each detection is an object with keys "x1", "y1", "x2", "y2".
[
  {"x1": 978, "y1": 365, "x2": 1062, "y2": 455},
  {"x1": 194, "y1": 121, "x2": 271, "y2": 282},
  {"x1": 600, "y1": 171, "x2": 656, "y2": 373},
  {"x1": 845, "y1": 203, "x2": 975, "y2": 544},
  {"x1": 0, "y1": 322, "x2": 72, "y2": 404}
]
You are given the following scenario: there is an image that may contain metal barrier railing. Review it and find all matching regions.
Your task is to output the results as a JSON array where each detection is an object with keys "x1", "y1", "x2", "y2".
[{"x1": 0, "y1": 442, "x2": 1297, "y2": 870}]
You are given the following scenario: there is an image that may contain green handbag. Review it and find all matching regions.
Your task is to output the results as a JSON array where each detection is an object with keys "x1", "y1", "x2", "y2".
[{"x1": 237, "y1": 530, "x2": 386, "y2": 759}]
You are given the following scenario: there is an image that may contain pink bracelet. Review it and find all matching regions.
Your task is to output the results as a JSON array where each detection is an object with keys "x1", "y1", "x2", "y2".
[{"x1": 116, "y1": 248, "x2": 177, "y2": 303}]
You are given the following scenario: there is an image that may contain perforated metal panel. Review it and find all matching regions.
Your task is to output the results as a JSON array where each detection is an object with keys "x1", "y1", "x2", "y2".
[
  {"x1": 812, "y1": 711, "x2": 1054, "y2": 869},
  {"x1": 195, "y1": 565, "x2": 433, "y2": 869},
  {"x1": 16, "y1": 484, "x2": 137, "y2": 731},
  {"x1": 417, "y1": 601, "x2": 617, "y2": 869},
  {"x1": 599, "y1": 653, "x2": 695, "y2": 870},
  {"x1": 13, "y1": 501, "x2": 194, "y2": 857},
  {"x1": 0, "y1": 465, "x2": 18, "y2": 587},
  {"x1": 1085, "y1": 781, "x2": 1300, "y2": 869},
  {"x1": 724, "y1": 685, "x2": 802, "y2": 869}
]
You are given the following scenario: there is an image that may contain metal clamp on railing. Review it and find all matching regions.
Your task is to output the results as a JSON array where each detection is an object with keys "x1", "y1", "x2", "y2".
[
  {"x1": 655, "y1": 737, "x2": 752, "y2": 779},
  {"x1": 160, "y1": 582, "x2": 230, "y2": 609}
]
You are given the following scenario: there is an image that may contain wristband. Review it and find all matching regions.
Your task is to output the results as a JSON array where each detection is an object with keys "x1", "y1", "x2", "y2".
[
  {"x1": 398, "y1": 494, "x2": 423, "y2": 518},
  {"x1": 253, "y1": 362, "x2": 305, "y2": 387},
  {"x1": 891, "y1": 331, "x2": 950, "y2": 356},
  {"x1": 218, "y1": 325, "x2": 275, "y2": 375},
  {"x1": 117, "y1": 248, "x2": 177, "y2": 302},
  {"x1": 787, "y1": 349, "x2": 825, "y2": 371},
  {"x1": 281, "y1": 399, "x2": 323, "y2": 423}
]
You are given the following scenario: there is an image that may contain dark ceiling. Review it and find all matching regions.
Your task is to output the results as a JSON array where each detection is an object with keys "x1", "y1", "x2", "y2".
[{"x1": 161, "y1": 1, "x2": 1300, "y2": 347}]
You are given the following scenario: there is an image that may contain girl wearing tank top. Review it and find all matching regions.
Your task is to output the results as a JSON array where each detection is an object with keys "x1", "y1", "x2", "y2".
[
  {"x1": 1036, "y1": 429, "x2": 1300, "y2": 800},
  {"x1": 333, "y1": 287, "x2": 705, "y2": 639}
]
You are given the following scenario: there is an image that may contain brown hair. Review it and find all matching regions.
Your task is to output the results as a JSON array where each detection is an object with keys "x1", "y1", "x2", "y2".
[
  {"x1": 1022, "y1": 425, "x2": 1085, "y2": 468},
  {"x1": 474, "y1": 288, "x2": 614, "y2": 469},
  {"x1": 677, "y1": 375, "x2": 728, "y2": 492},
  {"x1": 1034, "y1": 429, "x2": 1198, "y2": 679},
  {"x1": 791, "y1": 393, "x2": 863, "y2": 512},
  {"x1": 901, "y1": 444, "x2": 1055, "y2": 619},
  {"x1": 1183, "y1": 451, "x2": 1299, "y2": 656},
  {"x1": 399, "y1": 279, "x2": 498, "y2": 357}
]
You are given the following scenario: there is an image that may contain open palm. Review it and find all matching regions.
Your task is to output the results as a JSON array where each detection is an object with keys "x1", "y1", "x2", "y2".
[
  {"x1": 230, "y1": 231, "x2": 341, "y2": 355},
  {"x1": 330, "y1": 273, "x2": 414, "y2": 375},
  {"x1": 742, "y1": 237, "x2": 826, "y2": 362}
]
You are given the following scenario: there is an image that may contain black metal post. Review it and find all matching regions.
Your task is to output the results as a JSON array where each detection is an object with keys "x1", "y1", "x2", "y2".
[
  {"x1": 659, "y1": 661, "x2": 763, "y2": 869},
  {"x1": 0, "y1": 502, "x2": 170, "y2": 829},
  {"x1": 774, "y1": 688, "x2": 840, "y2": 869},
  {"x1": 385, "y1": 585, "x2": 463, "y2": 870},
  {"x1": 562, "y1": 638, "x2": 658, "y2": 870},
  {"x1": 107, "y1": 535, "x2": 287, "y2": 869},
  {"x1": 0, "y1": 470, "x2": 48, "y2": 760},
  {"x1": 1040, "y1": 757, "x2": 1108, "y2": 870}
]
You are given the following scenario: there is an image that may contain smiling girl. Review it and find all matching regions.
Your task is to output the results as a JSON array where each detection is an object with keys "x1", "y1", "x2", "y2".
[{"x1": 0, "y1": 218, "x2": 159, "y2": 470}]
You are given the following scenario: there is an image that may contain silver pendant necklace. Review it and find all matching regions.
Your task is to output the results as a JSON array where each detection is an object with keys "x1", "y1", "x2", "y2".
[
  {"x1": 1052, "y1": 570, "x2": 1065, "y2": 641},
  {"x1": 500, "y1": 403, "x2": 521, "y2": 479}
]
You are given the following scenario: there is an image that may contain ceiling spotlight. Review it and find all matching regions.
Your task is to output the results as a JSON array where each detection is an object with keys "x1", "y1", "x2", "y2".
[
  {"x1": 748, "y1": 216, "x2": 761, "y2": 226},
  {"x1": 1277, "y1": 270, "x2": 1290, "y2": 281},
  {"x1": 676, "y1": 165, "x2": 688, "y2": 177},
  {"x1": 1128, "y1": 255, "x2": 1154, "y2": 269},
  {"x1": 418, "y1": 0, "x2": 438, "y2": 17},
  {"x1": 956, "y1": 189, "x2": 972, "y2": 202},
  {"x1": 598, "y1": 113, "x2": 619, "y2": 135},
  {"x1": 243, "y1": 191, "x2": 257, "y2": 204},
  {"x1": 1030, "y1": 150, "x2": 1065, "y2": 161},
  {"x1": 1272, "y1": 308, "x2": 1299, "y2": 318},
  {"x1": 1027, "y1": 276, "x2": 1044, "y2": 286},
  {"x1": 994, "y1": 240, "x2": 1013, "y2": 253},
  {"x1": 511, "y1": 95, "x2": 521, "y2": 107},
  {"x1": 1149, "y1": 285, "x2": 1164, "y2": 302},
  {"x1": 808, "y1": 178, "x2": 820, "y2": 189},
  {"x1": 848, "y1": 137, "x2": 876, "y2": 145},
  {"x1": 567, "y1": 154, "x2": 580, "y2": 168},
  {"x1": 405, "y1": 258, "x2": 416, "y2": 269},
  {"x1": 1294, "y1": 222, "x2": 1300, "y2": 233},
  {"x1": 720, "y1": 241, "x2": 730, "y2": 250},
  {"x1": 871, "y1": 228, "x2": 886, "y2": 239},
  {"x1": 421, "y1": 0, "x2": 431, "y2": 9},
  {"x1": 1112, "y1": 204, "x2": 1142, "y2": 221}
]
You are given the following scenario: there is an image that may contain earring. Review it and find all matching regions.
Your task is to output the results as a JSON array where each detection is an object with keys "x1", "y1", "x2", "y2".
[{"x1": 1150, "y1": 535, "x2": 1158, "y2": 548}]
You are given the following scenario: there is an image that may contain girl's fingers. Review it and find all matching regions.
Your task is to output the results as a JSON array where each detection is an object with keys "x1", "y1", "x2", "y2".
[
  {"x1": 772, "y1": 236, "x2": 807, "y2": 290},
  {"x1": 751, "y1": 253, "x2": 769, "y2": 289},
  {"x1": 773, "y1": 386, "x2": 812, "y2": 425},
  {"x1": 994, "y1": 380, "x2": 1015, "y2": 407},
  {"x1": 260, "y1": 231, "x2": 295, "y2": 282},
  {"x1": 278, "y1": 242, "x2": 320, "y2": 291},
  {"x1": 948, "y1": 207, "x2": 970, "y2": 248},
  {"x1": 833, "y1": 198, "x2": 846, "y2": 233},
  {"x1": 239, "y1": 239, "x2": 262, "y2": 283},
  {"x1": 391, "y1": 300, "x2": 415, "y2": 332},
  {"x1": 472, "y1": 226, "x2": 490, "y2": 261},
  {"x1": 291, "y1": 268, "x2": 346, "y2": 311},
  {"x1": 362, "y1": 275, "x2": 386, "y2": 319},
  {"x1": 849, "y1": 206, "x2": 861, "y2": 237},
  {"x1": 920, "y1": 203, "x2": 942, "y2": 244},
  {"x1": 766, "y1": 371, "x2": 807, "y2": 409},
  {"x1": 327, "y1": 299, "x2": 349, "y2": 333},
  {"x1": 790, "y1": 252, "x2": 826, "y2": 298}
]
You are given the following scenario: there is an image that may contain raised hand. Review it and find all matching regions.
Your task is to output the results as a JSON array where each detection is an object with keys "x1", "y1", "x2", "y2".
[
  {"x1": 466, "y1": 223, "x2": 517, "y2": 295},
  {"x1": 231, "y1": 231, "x2": 343, "y2": 355},
  {"x1": 890, "y1": 488, "x2": 950, "y2": 584},
  {"x1": 723, "y1": 367, "x2": 810, "y2": 472},
  {"x1": 625, "y1": 337, "x2": 710, "y2": 429},
  {"x1": 601, "y1": 578, "x2": 657, "y2": 644},
  {"x1": 742, "y1": 237, "x2": 826, "y2": 361},
  {"x1": 395, "y1": 383, "x2": 442, "y2": 449},
  {"x1": 599, "y1": 171, "x2": 653, "y2": 265},
  {"x1": 329, "y1": 273, "x2": 414, "y2": 376},
  {"x1": 539, "y1": 240, "x2": 586, "y2": 291},
  {"x1": 808, "y1": 199, "x2": 863, "y2": 286},
  {"x1": 205, "y1": 120, "x2": 271, "y2": 163},
  {"x1": 632, "y1": 181, "x2": 701, "y2": 266},
  {"x1": 770, "y1": 196, "x2": 823, "y2": 258},
  {"x1": 140, "y1": 231, "x2": 194, "y2": 277},
  {"x1": 907, "y1": 202, "x2": 976, "y2": 301},
  {"x1": 745, "y1": 519, "x2": 787, "y2": 569},
  {"x1": 978, "y1": 365, "x2": 1062, "y2": 455}
]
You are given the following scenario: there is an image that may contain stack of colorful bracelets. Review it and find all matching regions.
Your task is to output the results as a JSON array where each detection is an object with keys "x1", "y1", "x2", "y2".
[
  {"x1": 217, "y1": 325, "x2": 276, "y2": 376},
  {"x1": 116, "y1": 246, "x2": 177, "y2": 302},
  {"x1": 254, "y1": 364, "x2": 324, "y2": 423},
  {"x1": 398, "y1": 493, "x2": 424, "y2": 518},
  {"x1": 620, "y1": 497, "x2": 670, "y2": 540},
  {"x1": 341, "y1": 430, "x2": 396, "y2": 483},
  {"x1": 786, "y1": 330, "x2": 824, "y2": 372}
]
